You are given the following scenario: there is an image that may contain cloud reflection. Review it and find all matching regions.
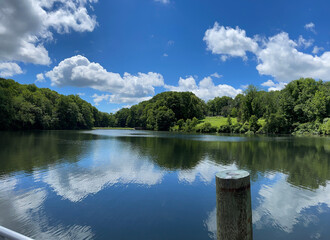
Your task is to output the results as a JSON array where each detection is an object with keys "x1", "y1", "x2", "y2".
[
  {"x1": 253, "y1": 173, "x2": 330, "y2": 233},
  {"x1": 178, "y1": 157, "x2": 237, "y2": 183},
  {"x1": 204, "y1": 173, "x2": 330, "y2": 239},
  {"x1": 0, "y1": 175, "x2": 94, "y2": 240},
  {"x1": 41, "y1": 140, "x2": 164, "y2": 202}
]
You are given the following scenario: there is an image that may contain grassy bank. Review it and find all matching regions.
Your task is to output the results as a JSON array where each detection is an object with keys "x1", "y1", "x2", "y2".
[{"x1": 196, "y1": 116, "x2": 238, "y2": 128}]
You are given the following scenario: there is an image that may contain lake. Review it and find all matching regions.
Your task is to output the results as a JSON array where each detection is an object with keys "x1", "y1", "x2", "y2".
[{"x1": 0, "y1": 130, "x2": 329, "y2": 240}]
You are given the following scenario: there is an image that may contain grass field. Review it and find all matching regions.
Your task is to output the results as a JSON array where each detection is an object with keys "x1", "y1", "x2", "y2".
[{"x1": 197, "y1": 116, "x2": 238, "y2": 128}]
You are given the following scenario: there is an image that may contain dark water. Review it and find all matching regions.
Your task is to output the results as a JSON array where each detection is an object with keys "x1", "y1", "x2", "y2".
[{"x1": 0, "y1": 130, "x2": 329, "y2": 240}]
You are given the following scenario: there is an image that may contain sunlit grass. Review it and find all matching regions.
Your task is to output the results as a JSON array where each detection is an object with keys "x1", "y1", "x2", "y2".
[{"x1": 197, "y1": 116, "x2": 238, "y2": 127}]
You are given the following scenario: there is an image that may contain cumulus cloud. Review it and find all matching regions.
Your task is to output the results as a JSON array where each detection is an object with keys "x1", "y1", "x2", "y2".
[
  {"x1": 46, "y1": 55, "x2": 164, "y2": 104},
  {"x1": 210, "y1": 72, "x2": 222, "y2": 78},
  {"x1": 35, "y1": 73, "x2": 45, "y2": 82},
  {"x1": 256, "y1": 32, "x2": 330, "y2": 81},
  {"x1": 297, "y1": 35, "x2": 313, "y2": 48},
  {"x1": 92, "y1": 94, "x2": 110, "y2": 106},
  {"x1": 0, "y1": 62, "x2": 23, "y2": 77},
  {"x1": 261, "y1": 80, "x2": 287, "y2": 91},
  {"x1": 203, "y1": 22, "x2": 258, "y2": 61},
  {"x1": 0, "y1": 0, "x2": 97, "y2": 66},
  {"x1": 204, "y1": 22, "x2": 330, "y2": 82},
  {"x1": 312, "y1": 46, "x2": 324, "y2": 54},
  {"x1": 304, "y1": 22, "x2": 316, "y2": 33},
  {"x1": 165, "y1": 75, "x2": 242, "y2": 101}
]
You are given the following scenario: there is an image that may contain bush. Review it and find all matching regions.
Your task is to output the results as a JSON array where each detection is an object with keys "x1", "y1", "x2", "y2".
[
  {"x1": 232, "y1": 122, "x2": 242, "y2": 133},
  {"x1": 196, "y1": 122, "x2": 217, "y2": 133},
  {"x1": 239, "y1": 122, "x2": 249, "y2": 133},
  {"x1": 293, "y1": 121, "x2": 321, "y2": 135},
  {"x1": 218, "y1": 123, "x2": 231, "y2": 133},
  {"x1": 170, "y1": 125, "x2": 180, "y2": 132},
  {"x1": 249, "y1": 115, "x2": 260, "y2": 133},
  {"x1": 319, "y1": 118, "x2": 330, "y2": 135},
  {"x1": 264, "y1": 113, "x2": 289, "y2": 134},
  {"x1": 245, "y1": 130, "x2": 255, "y2": 135}
]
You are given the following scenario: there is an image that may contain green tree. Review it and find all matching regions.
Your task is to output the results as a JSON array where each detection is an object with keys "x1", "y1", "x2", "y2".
[
  {"x1": 155, "y1": 106, "x2": 175, "y2": 131},
  {"x1": 249, "y1": 115, "x2": 259, "y2": 133}
]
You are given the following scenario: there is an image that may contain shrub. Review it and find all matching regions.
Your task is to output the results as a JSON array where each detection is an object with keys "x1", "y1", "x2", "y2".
[
  {"x1": 196, "y1": 122, "x2": 217, "y2": 133},
  {"x1": 293, "y1": 121, "x2": 321, "y2": 135},
  {"x1": 239, "y1": 122, "x2": 249, "y2": 133},
  {"x1": 249, "y1": 115, "x2": 260, "y2": 132},
  {"x1": 232, "y1": 122, "x2": 242, "y2": 133},
  {"x1": 319, "y1": 118, "x2": 330, "y2": 135},
  {"x1": 218, "y1": 123, "x2": 231, "y2": 133}
]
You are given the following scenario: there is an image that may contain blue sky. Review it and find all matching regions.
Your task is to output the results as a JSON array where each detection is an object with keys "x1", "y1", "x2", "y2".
[{"x1": 1, "y1": 0, "x2": 330, "y2": 112}]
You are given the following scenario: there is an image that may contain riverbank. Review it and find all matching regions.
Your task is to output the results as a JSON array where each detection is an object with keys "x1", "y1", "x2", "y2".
[{"x1": 170, "y1": 116, "x2": 330, "y2": 136}]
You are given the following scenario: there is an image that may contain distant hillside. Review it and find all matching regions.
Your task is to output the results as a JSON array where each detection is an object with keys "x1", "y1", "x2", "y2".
[
  {"x1": 113, "y1": 78, "x2": 330, "y2": 134},
  {"x1": 114, "y1": 91, "x2": 207, "y2": 131},
  {"x1": 0, "y1": 78, "x2": 113, "y2": 130}
]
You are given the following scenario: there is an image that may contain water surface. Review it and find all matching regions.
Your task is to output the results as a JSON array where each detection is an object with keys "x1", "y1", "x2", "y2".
[{"x1": 0, "y1": 130, "x2": 329, "y2": 239}]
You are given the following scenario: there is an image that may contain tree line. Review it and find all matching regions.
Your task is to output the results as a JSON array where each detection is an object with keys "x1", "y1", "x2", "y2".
[
  {"x1": 114, "y1": 78, "x2": 329, "y2": 135},
  {"x1": 0, "y1": 78, "x2": 113, "y2": 130},
  {"x1": 202, "y1": 78, "x2": 330, "y2": 135},
  {"x1": 1, "y1": 77, "x2": 329, "y2": 134}
]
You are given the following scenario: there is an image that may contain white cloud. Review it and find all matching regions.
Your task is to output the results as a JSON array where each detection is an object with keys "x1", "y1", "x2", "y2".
[
  {"x1": 261, "y1": 80, "x2": 276, "y2": 87},
  {"x1": 205, "y1": 23, "x2": 330, "y2": 82},
  {"x1": 256, "y1": 32, "x2": 330, "y2": 81},
  {"x1": 92, "y1": 93, "x2": 110, "y2": 106},
  {"x1": 203, "y1": 22, "x2": 258, "y2": 61},
  {"x1": 154, "y1": 0, "x2": 170, "y2": 4},
  {"x1": 268, "y1": 84, "x2": 286, "y2": 92},
  {"x1": 163, "y1": 53, "x2": 168, "y2": 57},
  {"x1": 46, "y1": 55, "x2": 164, "y2": 104},
  {"x1": 0, "y1": 62, "x2": 23, "y2": 77},
  {"x1": 165, "y1": 75, "x2": 242, "y2": 101},
  {"x1": 210, "y1": 72, "x2": 222, "y2": 78},
  {"x1": 241, "y1": 84, "x2": 249, "y2": 89},
  {"x1": 312, "y1": 46, "x2": 324, "y2": 54},
  {"x1": 0, "y1": 0, "x2": 97, "y2": 66},
  {"x1": 305, "y1": 22, "x2": 316, "y2": 33},
  {"x1": 35, "y1": 73, "x2": 45, "y2": 82},
  {"x1": 297, "y1": 35, "x2": 313, "y2": 48},
  {"x1": 261, "y1": 80, "x2": 287, "y2": 91}
]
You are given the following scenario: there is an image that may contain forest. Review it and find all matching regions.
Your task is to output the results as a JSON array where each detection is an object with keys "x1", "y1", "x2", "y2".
[
  {"x1": 0, "y1": 78, "x2": 113, "y2": 130},
  {"x1": 0, "y1": 77, "x2": 329, "y2": 134},
  {"x1": 114, "y1": 78, "x2": 330, "y2": 135}
]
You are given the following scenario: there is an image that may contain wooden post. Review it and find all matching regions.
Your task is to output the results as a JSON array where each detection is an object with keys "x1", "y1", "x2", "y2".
[{"x1": 216, "y1": 170, "x2": 252, "y2": 240}]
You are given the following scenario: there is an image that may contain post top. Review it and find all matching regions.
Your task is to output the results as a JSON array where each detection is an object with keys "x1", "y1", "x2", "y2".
[{"x1": 216, "y1": 170, "x2": 250, "y2": 180}]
